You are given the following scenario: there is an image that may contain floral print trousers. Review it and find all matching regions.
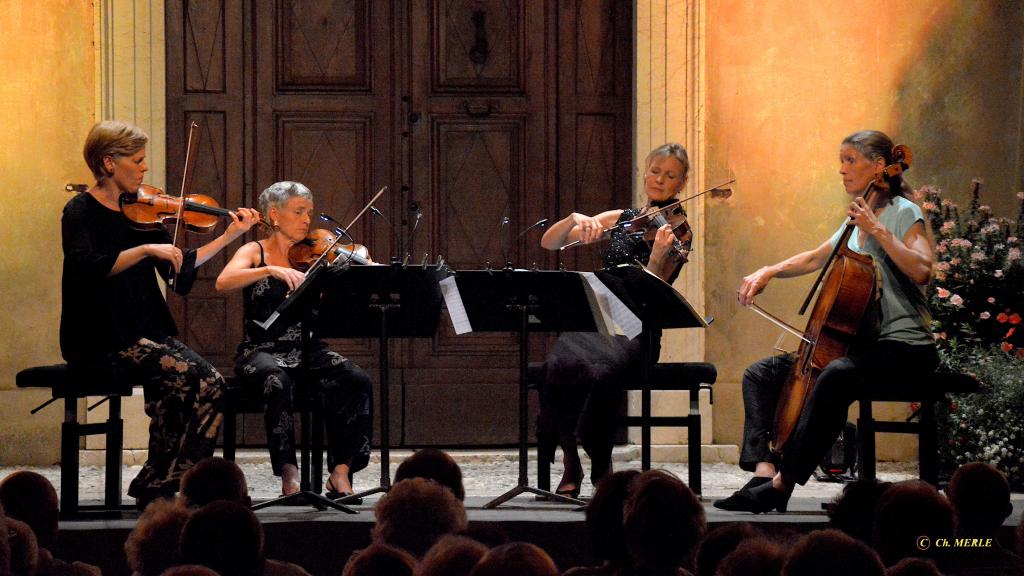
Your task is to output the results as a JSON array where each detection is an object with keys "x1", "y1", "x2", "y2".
[
  {"x1": 113, "y1": 336, "x2": 224, "y2": 498},
  {"x1": 235, "y1": 348, "x2": 373, "y2": 477}
]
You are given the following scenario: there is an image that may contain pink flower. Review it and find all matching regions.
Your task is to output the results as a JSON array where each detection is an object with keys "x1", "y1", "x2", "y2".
[
  {"x1": 988, "y1": 297, "x2": 996, "y2": 304},
  {"x1": 971, "y1": 251, "x2": 986, "y2": 261},
  {"x1": 1009, "y1": 236, "x2": 1019, "y2": 244},
  {"x1": 937, "y1": 243, "x2": 948, "y2": 254},
  {"x1": 950, "y1": 238, "x2": 973, "y2": 250},
  {"x1": 950, "y1": 294, "x2": 964, "y2": 307},
  {"x1": 995, "y1": 269, "x2": 1004, "y2": 278},
  {"x1": 935, "y1": 262, "x2": 951, "y2": 272},
  {"x1": 1017, "y1": 191, "x2": 1024, "y2": 200},
  {"x1": 940, "y1": 221, "x2": 956, "y2": 233},
  {"x1": 941, "y1": 199, "x2": 955, "y2": 209},
  {"x1": 936, "y1": 287, "x2": 951, "y2": 299},
  {"x1": 980, "y1": 311, "x2": 991, "y2": 320},
  {"x1": 923, "y1": 201, "x2": 938, "y2": 212},
  {"x1": 1008, "y1": 247, "x2": 1021, "y2": 261}
]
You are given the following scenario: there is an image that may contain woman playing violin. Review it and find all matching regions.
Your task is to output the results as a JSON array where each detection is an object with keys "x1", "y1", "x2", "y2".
[
  {"x1": 714, "y1": 130, "x2": 937, "y2": 513},
  {"x1": 61, "y1": 120, "x2": 259, "y2": 505},
  {"x1": 216, "y1": 181, "x2": 373, "y2": 499},
  {"x1": 537, "y1": 143, "x2": 690, "y2": 498}
]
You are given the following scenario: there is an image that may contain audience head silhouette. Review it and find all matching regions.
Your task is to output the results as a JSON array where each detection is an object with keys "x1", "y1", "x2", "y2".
[
  {"x1": 623, "y1": 469, "x2": 706, "y2": 574},
  {"x1": 180, "y1": 500, "x2": 264, "y2": 576},
  {"x1": 783, "y1": 529, "x2": 884, "y2": 576},
  {"x1": 695, "y1": 522, "x2": 759, "y2": 576},
  {"x1": 584, "y1": 469, "x2": 639, "y2": 569},
  {"x1": 373, "y1": 477, "x2": 468, "y2": 558},
  {"x1": 716, "y1": 537, "x2": 785, "y2": 576},
  {"x1": 468, "y1": 542, "x2": 558, "y2": 576},
  {"x1": 342, "y1": 543, "x2": 416, "y2": 576},
  {"x1": 0, "y1": 471, "x2": 60, "y2": 550},
  {"x1": 827, "y1": 478, "x2": 892, "y2": 544},
  {"x1": 125, "y1": 499, "x2": 192, "y2": 576},
  {"x1": 417, "y1": 535, "x2": 488, "y2": 576},
  {"x1": 946, "y1": 462, "x2": 1012, "y2": 538},
  {"x1": 180, "y1": 457, "x2": 251, "y2": 507},
  {"x1": 394, "y1": 449, "x2": 466, "y2": 501},
  {"x1": 872, "y1": 480, "x2": 954, "y2": 567}
]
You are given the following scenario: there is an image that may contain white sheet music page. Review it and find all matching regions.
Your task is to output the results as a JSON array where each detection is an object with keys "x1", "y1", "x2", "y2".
[
  {"x1": 581, "y1": 272, "x2": 643, "y2": 339},
  {"x1": 440, "y1": 276, "x2": 473, "y2": 334}
]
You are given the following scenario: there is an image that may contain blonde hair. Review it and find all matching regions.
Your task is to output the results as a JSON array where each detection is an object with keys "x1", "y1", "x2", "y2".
[{"x1": 83, "y1": 120, "x2": 149, "y2": 181}]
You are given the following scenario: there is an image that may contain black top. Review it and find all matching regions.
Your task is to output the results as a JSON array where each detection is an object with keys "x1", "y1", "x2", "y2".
[
  {"x1": 236, "y1": 242, "x2": 333, "y2": 368},
  {"x1": 603, "y1": 207, "x2": 683, "y2": 284},
  {"x1": 60, "y1": 192, "x2": 197, "y2": 366}
]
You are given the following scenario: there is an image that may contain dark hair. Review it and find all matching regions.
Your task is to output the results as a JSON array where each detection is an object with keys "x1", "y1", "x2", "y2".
[
  {"x1": 783, "y1": 529, "x2": 884, "y2": 576},
  {"x1": 884, "y1": 557, "x2": 943, "y2": 576},
  {"x1": 623, "y1": 470, "x2": 706, "y2": 573},
  {"x1": 468, "y1": 542, "x2": 559, "y2": 576},
  {"x1": 373, "y1": 477, "x2": 468, "y2": 558},
  {"x1": 695, "y1": 522, "x2": 759, "y2": 576},
  {"x1": 125, "y1": 499, "x2": 192, "y2": 576},
  {"x1": 418, "y1": 535, "x2": 488, "y2": 576},
  {"x1": 828, "y1": 478, "x2": 893, "y2": 544},
  {"x1": 841, "y1": 130, "x2": 909, "y2": 197},
  {"x1": 872, "y1": 481, "x2": 954, "y2": 567},
  {"x1": 180, "y1": 501, "x2": 264, "y2": 576},
  {"x1": 585, "y1": 469, "x2": 639, "y2": 567},
  {"x1": 946, "y1": 462, "x2": 1011, "y2": 538},
  {"x1": 716, "y1": 538, "x2": 785, "y2": 576},
  {"x1": 394, "y1": 449, "x2": 465, "y2": 501},
  {"x1": 180, "y1": 457, "x2": 250, "y2": 507},
  {"x1": 83, "y1": 120, "x2": 148, "y2": 181},
  {"x1": 0, "y1": 471, "x2": 59, "y2": 549},
  {"x1": 342, "y1": 543, "x2": 416, "y2": 576}
]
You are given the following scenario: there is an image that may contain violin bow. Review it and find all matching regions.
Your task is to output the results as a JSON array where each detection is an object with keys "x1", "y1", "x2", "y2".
[
  {"x1": 167, "y1": 121, "x2": 202, "y2": 289},
  {"x1": 558, "y1": 178, "x2": 735, "y2": 251}
]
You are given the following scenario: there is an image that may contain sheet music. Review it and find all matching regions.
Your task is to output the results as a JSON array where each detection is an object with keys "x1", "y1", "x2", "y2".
[
  {"x1": 581, "y1": 272, "x2": 643, "y2": 339},
  {"x1": 440, "y1": 276, "x2": 473, "y2": 335}
]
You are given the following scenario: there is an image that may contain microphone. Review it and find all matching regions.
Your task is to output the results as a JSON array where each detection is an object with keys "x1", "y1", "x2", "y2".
[
  {"x1": 515, "y1": 218, "x2": 549, "y2": 239},
  {"x1": 319, "y1": 213, "x2": 351, "y2": 240},
  {"x1": 499, "y1": 215, "x2": 512, "y2": 269},
  {"x1": 403, "y1": 210, "x2": 423, "y2": 267},
  {"x1": 369, "y1": 206, "x2": 401, "y2": 262}
]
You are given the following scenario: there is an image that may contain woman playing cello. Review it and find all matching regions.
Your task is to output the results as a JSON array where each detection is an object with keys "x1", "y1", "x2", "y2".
[
  {"x1": 537, "y1": 143, "x2": 690, "y2": 498},
  {"x1": 61, "y1": 120, "x2": 260, "y2": 506},
  {"x1": 215, "y1": 181, "x2": 373, "y2": 499},
  {"x1": 714, "y1": 130, "x2": 937, "y2": 513}
]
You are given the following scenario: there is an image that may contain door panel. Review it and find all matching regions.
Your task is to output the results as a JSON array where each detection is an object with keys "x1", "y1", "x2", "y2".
[{"x1": 166, "y1": 0, "x2": 632, "y2": 447}]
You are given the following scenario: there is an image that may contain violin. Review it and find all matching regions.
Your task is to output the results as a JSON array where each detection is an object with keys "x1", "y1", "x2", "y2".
[
  {"x1": 558, "y1": 179, "x2": 734, "y2": 263},
  {"x1": 750, "y1": 145, "x2": 912, "y2": 454},
  {"x1": 119, "y1": 184, "x2": 267, "y2": 233},
  {"x1": 287, "y1": 228, "x2": 371, "y2": 270}
]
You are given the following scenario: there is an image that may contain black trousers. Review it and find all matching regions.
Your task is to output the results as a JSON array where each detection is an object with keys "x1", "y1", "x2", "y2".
[
  {"x1": 236, "y1": 348, "x2": 373, "y2": 477},
  {"x1": 740, "y1": 340, "x2": 939, "y2": 485}
]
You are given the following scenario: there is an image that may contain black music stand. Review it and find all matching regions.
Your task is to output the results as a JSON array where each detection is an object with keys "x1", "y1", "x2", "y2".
[
  {"x1": 444, "y1": 270, "x2": 606, "y2": 508},
  {"x1": 315, "y1": 263, "x2": 448, "y2": 503},
  {"x1": 251, "y1": 265, "x2": 357, "y2": 514},
  {"x1": 595, "y1": 264, "x2": 708, "y2": 467}
]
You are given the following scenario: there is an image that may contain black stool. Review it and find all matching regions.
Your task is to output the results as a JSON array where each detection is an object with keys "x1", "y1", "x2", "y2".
[
  {"x1": 16, "y1": 364, "x2": 135, "y2": 518},
  {"x1": 534, "y1": 361, "x2": 716, "y2": 494},
  {"x1": 858, "y1": 371, "x2": 980, "y2": 486}
]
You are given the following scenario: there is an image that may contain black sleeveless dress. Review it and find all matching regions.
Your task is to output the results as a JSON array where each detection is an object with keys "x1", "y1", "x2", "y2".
[
  {"x1": 538, "y1": 207, "x2": 684, "y2": 482},
  {"x1": 234, "y1": 242, "x2": 373, "y2": 476}
]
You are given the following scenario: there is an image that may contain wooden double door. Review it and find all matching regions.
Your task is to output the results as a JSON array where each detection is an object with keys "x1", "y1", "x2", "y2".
[{"x1": 165, "y1": 0, "x2": 633, "y2": 445}]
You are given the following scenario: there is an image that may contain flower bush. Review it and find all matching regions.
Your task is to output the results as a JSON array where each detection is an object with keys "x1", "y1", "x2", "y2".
[{"x1": 916, "y1": 182, "x2": 1024, "y2": 487}]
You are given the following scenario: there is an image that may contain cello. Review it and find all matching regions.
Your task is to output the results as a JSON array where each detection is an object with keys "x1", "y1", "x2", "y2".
[{"x1": 749, "y1": 145, "x2": 913, "y2": 453}]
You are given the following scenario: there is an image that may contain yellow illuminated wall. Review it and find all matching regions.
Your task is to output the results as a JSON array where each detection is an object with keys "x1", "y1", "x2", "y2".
[
  {"x1": 705, "y1": 0, "x2": 1024, "y2": 459},
  {"x1": 0, "y1": 1, "x2": 96, "y2": 462}
]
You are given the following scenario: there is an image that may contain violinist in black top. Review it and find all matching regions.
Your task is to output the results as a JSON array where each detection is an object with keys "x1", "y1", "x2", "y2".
[
  {"x1": 61, "y1": 120, "x2": 259, "y2": 504},
  {"x1": 537, "y1": 143, "x2": 690, "y2": 498},
  {"x1": 216, "y1": 181, "x2": 373, "y2": 499}
]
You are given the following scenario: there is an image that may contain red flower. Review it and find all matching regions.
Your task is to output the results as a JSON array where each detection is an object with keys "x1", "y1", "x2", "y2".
[
  {"x1": 1010, "y1": 313, "x2": 1022, "y2": 325},
  {"x1": 1001, "y1": 342, "x2": 1013, "y2": 353},
  {"x1": 950, "y1": 401, "x2": 958, "y2": 411},
  {"x1": 998, "y1": 313, "x2": 1009, "y2": 323},
  {"x1": 1016, "y1": 348, "x2": 1024, "y2": 359},
  {"x1": 1006, "y1": 327, "x2": 1017, "y2": 339}
]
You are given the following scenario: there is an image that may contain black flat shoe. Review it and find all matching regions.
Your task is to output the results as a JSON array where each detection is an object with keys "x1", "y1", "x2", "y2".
[
  {"x1": 714, "y1": 478, "x2": 790, "y2": 514},
  {"x1": 713, "y1": 476, "x2": 772, "y2": 512},
  {"x1": 334, "y1": 491, "x2": 364, "y2": 505}
]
